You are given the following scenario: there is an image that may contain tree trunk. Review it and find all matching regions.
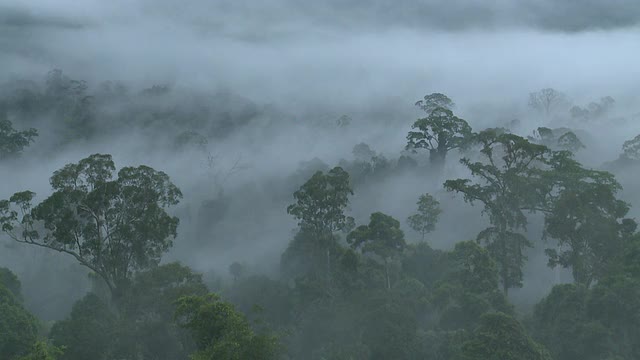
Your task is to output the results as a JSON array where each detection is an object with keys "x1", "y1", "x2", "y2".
[
  {"x1": 429, "y1": 149, "x2": 446, "y2": 171},
  {"x1": 385, "y1": 259, "x2": 391, "y2": 290},
  {"x1": 326, "y1": 249, "x2": 331, "y2": 283}
]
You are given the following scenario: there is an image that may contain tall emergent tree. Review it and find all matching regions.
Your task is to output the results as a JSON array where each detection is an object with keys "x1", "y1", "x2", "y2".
[
  {"x1": 407, "y1": 193, "x2": 442, "y2": 241},
  {"x1": 528, "y1": 88, "x2": 569, "y2": 117},
  {"x1": 414, "y1": 92, "x2": 455, "y2": 113},
  {"x1": 445, "y1": 129, "x2": 550, "y2": 294},
  {"x1": 407, "y1": 93, "x2": 472, "y2": 168},
  {"x1": 0, "y1": 154, "x2": 182, "y2": 298},
  {"x1": 347, "y1": 212, "x2": 407, "y2": 289},
  {"x1": 286, "y1": 166, "x2": 354, "y2": 279}
]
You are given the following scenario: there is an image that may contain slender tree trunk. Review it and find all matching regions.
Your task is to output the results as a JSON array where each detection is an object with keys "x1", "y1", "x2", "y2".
[
  {"x1": 500, "y1": 230, "x2": 509, "y2": 296},
  {"x1": 326, "y1": 249, "x2": 331, "y2": 283},
  {"x1": 385, "y1": 259, "x2": 391, "y2": 290}
]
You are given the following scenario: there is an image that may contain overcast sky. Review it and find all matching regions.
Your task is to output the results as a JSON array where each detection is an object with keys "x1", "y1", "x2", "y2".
[{"x1": 1, "y1": 0, "x2": 639, "y2": 111}]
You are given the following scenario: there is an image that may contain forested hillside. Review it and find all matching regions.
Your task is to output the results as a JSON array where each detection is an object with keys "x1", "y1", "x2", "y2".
[{"x1": 2, "y1": 1, "x2": 640, "y2": 359}]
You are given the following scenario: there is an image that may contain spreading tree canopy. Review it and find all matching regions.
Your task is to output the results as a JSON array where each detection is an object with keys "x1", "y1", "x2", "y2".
[{"x1": 0, "y1": 154, "x2": 182, "y2": 298}]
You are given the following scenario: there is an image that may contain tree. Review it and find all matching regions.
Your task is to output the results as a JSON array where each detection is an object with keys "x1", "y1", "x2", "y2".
[
  {"x1": 407, "y1": 193, "x2": 442, "y2": 241},
  {"x1": 539, "y1": 149, "x2": 636, "y2": 287},
  {"x1": 432, "y1": 241, "x2": 511, "y2": 330},
  {"x1": 622, "y1": 134, "x2": 640, "y2": 160},
  {"x1": 586, "y1": 276, "x2": 640, "y2": 359},
  {"x1": 444, "y1": 129, "x2": 550, "y2": 294},
  {"x1": 286, "y1": 167, "x2": 354, "y2": 280},
  {"x1": 406, "y1": 107, "x2": 473, "y2": 168},
  {"x1": 0, "y1": 116, "x2": 38, "y2": 160},
  {"x1": 528, "y1": 88, "x2": 569, "y2": 117},
  {"x1": 174, "y1": 294, "x2": 280, "y2": 360},
  {"x1": 50, "y1": 263, "x2": 207, "y2": 360},
  {"x1": 352, "y1": 143, "x2": 376, "y2": 162},
  {"x1": 0, "y1": 154, "x2": 182, "y2": 299},
  {"x1": 18, "y1": 341, "x2": 65, "y2": 360},
  {"x1": 44, "y1": 69, "x2": 95, "y2": 142},
  {"x1": 415, "y1": 92, "x2": 455, "y2": 113},
  {"x1": 229, "y1": 262, "x2": 244, "y2": 281},
  {"x1": 532, "y1": 284, "x2": 610, "y2": 360},
  {"x1": 528, "y1": 127, "x2": 585, "y2": 153},
  {"x1": 287, "y1": 167, "x2": 353, "y2": 236},
  {"x1": 336, "y1": 114, "x2": 352, "y2": 128},
  {"x1": 0, "y1": 267, "x2": 23, "y2": 301},
  {"x1": 347, "y1": 212, "x2": 406, "y2": 289},
  {"x1": 0, "y1": 281, "x2": 39, "y2": 360},
  {"x1": 557, "y1": 131, "x2": 585, "y2": 152},
  {"x1": 544, "y1": 181, "x2": 634, "y2": 287},
  {"x1": 50, "y1": 294, "x2": 118, "y2": 360},
  {"x1": 461, "y1": 312, "x2": 552, "y2": 360}
]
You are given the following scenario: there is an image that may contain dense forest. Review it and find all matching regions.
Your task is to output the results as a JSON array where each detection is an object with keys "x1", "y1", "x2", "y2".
[{"x1": 3, "y1": 1, "x2": 640, "y2": 359}]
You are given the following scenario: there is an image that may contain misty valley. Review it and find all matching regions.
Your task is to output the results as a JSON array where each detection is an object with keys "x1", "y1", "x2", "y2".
[{"x1": 2, "y1": 1, "x2": 640, "y2": 359}]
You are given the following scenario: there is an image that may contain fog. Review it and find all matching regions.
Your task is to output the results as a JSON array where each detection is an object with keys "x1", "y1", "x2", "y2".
[{"x1": 1, "y1": 1, "x2": 640, "y2": 358}]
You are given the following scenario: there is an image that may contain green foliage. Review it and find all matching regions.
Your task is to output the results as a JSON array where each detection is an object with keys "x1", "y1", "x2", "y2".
[
  {"x1": 531, "y1": 284, "x2": 610, "y2": 360},
  {"x1": 348, "y1": 212, "x2": 406, "y2": 289},
  {"x1": 348, "y1": 212, "x2": 406, "y2": 260},
  {"x1": 407, "y1": 193, "x2": 442, "y2": 241},
  {"x1": 224, "y1": 275, "x2": 293, "y2": 329},
  {"x1": 285, "y1": 167, "x2": 354, "y2": 281},
  {"x1": 0, "y1": 116, "x2": 38, "y2": 160},
  {"x1": 533, "y1": 273, "x2": 640, "y2": 360},
  {"x1": 287, "y1": 166, "x2": 354, "y2": 237},
  {"x1": 175, "y1": 294, "x2": 280, "y2": 360},
  {"x1": 0, "y1": 282, "x2": 39, "y2": 360},
  {"x1": 433, "y1": 241, "x2": 511, "y2": 330},
  {"x1": 0, "y1": 154, "x2": 183, "y2": 297},
  {"x1": 406, "y1": 107, "x2": 473, "y2": 167},
  {"x1": 528, "y1": 127, "x2": 585, "y2": 152},
  {"x1": 415, "y1": 92, "x2": 455, "y2": 113},
  {"x1": 18, "y1": 341, "x2": 64, "y2": 360},
  {"x1": 280, "y1": 228, "x2": 337, "y2": 280},
  {"x1": 49, "y1": 294, "x2": 117, "y2": 360},
  {"x1": 445, "y1": 129, "x2": 550, "y2": 293},
  {"x1": 0, "y1": 267, "x2": 23, "y2": 301},
  {"x1": 402, "y1": 242, "x2": 447, "y2": 290},
  {"x1": 448, "y1": 241, "x2": 499, "y2": 295},
  {"x1": 461, "y1": 312, "x2": 551, "y2": 360},
  {"x1": 544, "y1": 180, "x2": 633, "y2": 287},
  {"x1": 586, "y1": 276, "x2": 640, "y2": 358},
  {"x1": 50, "y1": 263, "x2": 208, "y2": 360},
  {"x1": 622, "y1": 134, "x2": 640, "y2": 160}
]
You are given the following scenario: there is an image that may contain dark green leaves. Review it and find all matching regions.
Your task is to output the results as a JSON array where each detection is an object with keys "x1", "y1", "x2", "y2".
[
  {"x1": 174, "y1": 294, "x2": 280, "y2": 360},
  {"x1": 347, "y1": 212, "x2": 406, "y2": 260},
  {"x1": 0, "y1": 117, "x2": 38, "y2": 160},
  {"x1": 1, "y1": 154, "x2": 183, "y2": 297},
  {"x1": 287, "y1": 166, "x2": 353, "y2": 236},
  {"x1": 407, "y1": 193, "x2": 442, "y2": 241},
  {"x1": 444, "y1": 130, "x2": 548, "y2": 293},
  {"x1": 406, "y1": 108, "x2": 473, "y2": 165},
  {"x1": 461, "y1": 312, "x2": 552, "y2": 360}
]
